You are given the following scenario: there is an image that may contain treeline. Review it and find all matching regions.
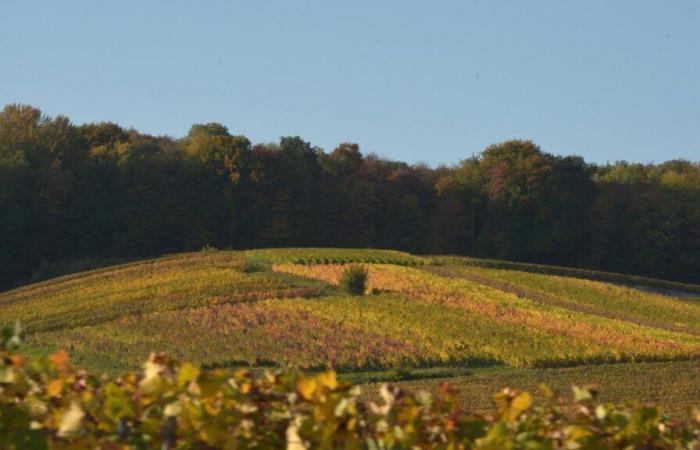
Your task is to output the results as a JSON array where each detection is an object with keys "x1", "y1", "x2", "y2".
[{"x1": 1, "y1": 104, "x2": 699, "y2": 290}]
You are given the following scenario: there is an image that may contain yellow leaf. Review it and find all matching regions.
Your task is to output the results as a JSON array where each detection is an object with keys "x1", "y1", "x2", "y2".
[
  {"x1": 164, "y1": 402, "x2": 181, "y2": 417},
  {"x1": 565, "y1": 424, "x2": 593, "y2": 440},
  {"x1": 178, "y1": 362, "x2": 200, "y2": 387},
  {"x1": 316, "y1": 371, "x2": 338, "y2": 390},
  {"x1": 572, "y1": 385, "x2": 593, "y2": 403},
  {"x1": 57, "y1": 400, "x2": 85, "y2": 438},
  {"x1": 46, "y1": 379, "x2": 64, "y2": 398},
  {"x1": 286, "y1": 416, "x2": 306, "y2": 450},
  {"x1": 510, "y1": 392, "x2": 532, "y2": 419},
  {"x1": 139, "y1": 354, "x2": 165, "y2": 394},
  {"x1": 297, "y1": 378, "x2": 317, "y2": 400}
]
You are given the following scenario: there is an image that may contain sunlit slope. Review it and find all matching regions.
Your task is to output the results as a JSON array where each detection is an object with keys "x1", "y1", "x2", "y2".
[
  {"x1": 1, "y1": 248, "x2": 699, "y2": 373},
  {"x1": 278, "y1": 264, "x2": 700, "y2": 367},
  {"x1": 0, "y1": 252, "x2": 325, "y2": 332},
  {"x1": 424, "y1": 264, "x2": 700, "y2": 336}
]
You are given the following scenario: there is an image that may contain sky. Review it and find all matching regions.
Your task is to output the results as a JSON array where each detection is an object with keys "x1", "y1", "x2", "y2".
[{"x1": 1, "y1": 0, "x2": 698, "y2": 166}]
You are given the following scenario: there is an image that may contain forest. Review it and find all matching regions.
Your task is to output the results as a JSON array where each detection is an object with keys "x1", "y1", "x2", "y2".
[{"x1": 1, "y1": 103, "x2": 699, "y2": 291}]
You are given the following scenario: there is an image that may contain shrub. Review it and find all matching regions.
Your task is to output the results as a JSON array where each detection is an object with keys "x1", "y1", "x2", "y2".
[
  {"x1": 241, "y1": 257, "x2": 270, "y2": 273},
  {"x1": 339, "y1": 265, "x2": 368, "y2": 295}
]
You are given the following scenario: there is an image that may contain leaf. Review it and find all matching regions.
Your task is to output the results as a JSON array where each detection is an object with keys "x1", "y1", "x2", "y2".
[
  {"x1": 297, "y1": 378, "x2": 317, "y2": 400},
  {"x1": 595, "y1": 405, "x2": 609, "y2": 420},
  {"x1": 57, "y1": 400, "x2": 85, "y2": 438},
  {"x1": 0, "y1": 321, "x2": 22, "y2": 351},
  {"x1": 178, "y1": 362, "x2": 200, "y2": 387},
  {"x1": 316, "y1": 371, "x2": 337, "y2": 390},
  {"x1": 510, "y1": 392, "x2": 532, "y2": 419},
  {"x1": 49, "y1": 349, "x2": 70, "y2": 373},
  {"x1": 565, "y1": 424, "x2": 593, "y2": 441},
  {"x1": 0, "y1": 367, "x2": 16, "y2": 384},
  {"x1": 103, "y1": 382, "x2": 134, "y2": 421},
  {"x1": 416, "y1": 390, "x2": 432, "y2": 406},
  {"x1": 164, "y1": 402, "x2": 181, "y2": 417},
  {"x1": 10, "y1": 354, "x2": 24, "y2": 368},
  {"x1": 139, "y1": 353, "x2": 165, "y2": 394},
  {"x1": 379, "y1": 384, "x2": 395, "y2": 407},
  {"x1": 198, "y1": 374, "x2": 221, "y2": 397},
  {"x1": 46, "y1": 379, "x2": 64, "y2": 398},
  {"x1": 572, "y1": 385, "x2": 593, "y2": 403},
  {"x1": 286, "y1": 416, "x2": 306, "y2": 450}
]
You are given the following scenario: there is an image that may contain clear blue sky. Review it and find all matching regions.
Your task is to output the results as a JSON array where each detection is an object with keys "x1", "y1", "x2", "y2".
[{"x1": 1, "y1": 1, "x2": 698, "y2": 165}]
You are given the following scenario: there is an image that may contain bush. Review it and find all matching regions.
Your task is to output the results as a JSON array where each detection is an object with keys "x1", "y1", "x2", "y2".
[
  {"x1": 339, "y1": 265, "x2": 368, "y2": 295},
  {"x1": 241, "y1": 257, "x2": 271, "y2": 273}
]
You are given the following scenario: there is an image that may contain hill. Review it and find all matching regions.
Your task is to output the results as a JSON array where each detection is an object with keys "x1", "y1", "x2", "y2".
[{"x1": 2, "y1": 248, "x2": 700, "y2": 415}]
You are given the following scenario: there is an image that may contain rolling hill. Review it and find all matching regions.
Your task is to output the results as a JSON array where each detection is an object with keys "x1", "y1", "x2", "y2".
[{"x1": 2, "y1": 247, "x2": 700, "y2": 415}]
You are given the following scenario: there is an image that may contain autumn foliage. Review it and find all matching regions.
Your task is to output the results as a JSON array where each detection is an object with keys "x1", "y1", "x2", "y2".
[
  {"x1": 1, "y1": 325, "x2": 700, "y2": 449},
  {"x1": 2, "y1": 104, "x2": 700, "y2": 292}
]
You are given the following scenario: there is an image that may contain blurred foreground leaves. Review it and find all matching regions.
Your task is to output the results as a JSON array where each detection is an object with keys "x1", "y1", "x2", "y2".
[{"x1": 1, "y1": 325, "x2": 699, "y2": 449}]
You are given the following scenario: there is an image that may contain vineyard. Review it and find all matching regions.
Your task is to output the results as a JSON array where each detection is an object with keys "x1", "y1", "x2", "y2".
[
  {"x1": 2, "y1": 332, "x2": 700, "y2": 449},
  {"x1": 2, "y1": 248, "x2": 700, "y2": 422},
  {"x1": 276, "y1": 263, "x2": 700, "y2": 366},
  {"x1": 241, "y1": 248, "x2": 429, "y2": 266}
]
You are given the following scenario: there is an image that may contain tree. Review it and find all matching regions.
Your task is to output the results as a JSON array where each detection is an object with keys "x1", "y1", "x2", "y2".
[
  {"x1": 476, "y1": 140, "x2": 595, "y2": 265},
  {"x1": 182, "y1": 123, "x2": 250, "y2": 182}
]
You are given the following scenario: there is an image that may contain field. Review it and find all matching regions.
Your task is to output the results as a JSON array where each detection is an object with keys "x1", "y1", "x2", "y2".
[
  {"x1": 360, "y1": 360, "x2": 700, "y2": 420},
  {"x1": 2, "y1": 248, "x2": 700, "y2": 417}
]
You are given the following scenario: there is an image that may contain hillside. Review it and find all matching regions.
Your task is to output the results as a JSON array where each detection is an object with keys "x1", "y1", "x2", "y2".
[{"x1": 2, "y1": 247, "x2": 699, "y2": 373}]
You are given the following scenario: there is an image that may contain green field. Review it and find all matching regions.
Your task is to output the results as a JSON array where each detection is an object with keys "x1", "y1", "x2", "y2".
[{"x1": 2, "y1": 248, "x2": 700, "y2": 417}]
